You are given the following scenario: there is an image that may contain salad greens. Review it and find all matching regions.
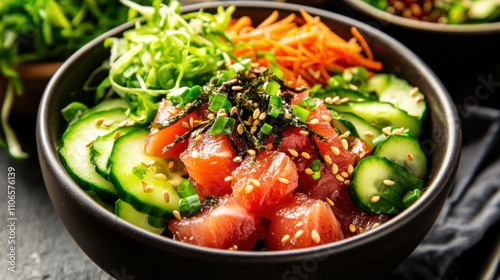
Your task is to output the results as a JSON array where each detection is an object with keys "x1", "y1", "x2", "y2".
[
  {"x1": 0, "y1": 0, "x2": 161, "y2": 158},
  {"x1": 101, "y1": 0, "x2": 236, "y2": 125}
]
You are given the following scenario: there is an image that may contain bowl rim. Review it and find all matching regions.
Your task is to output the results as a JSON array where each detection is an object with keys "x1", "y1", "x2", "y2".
[
  {"x1": 343, "y1": 0, "x2": 500, "y2": 34},
  {"x1": 37, "y1": 0, "x2": 461, "y2": 262}
]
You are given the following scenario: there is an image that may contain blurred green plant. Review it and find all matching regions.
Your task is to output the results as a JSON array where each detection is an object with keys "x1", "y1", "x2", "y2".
[{"x1": 0, "y1": 0, "x2": 160, "y2": 159}]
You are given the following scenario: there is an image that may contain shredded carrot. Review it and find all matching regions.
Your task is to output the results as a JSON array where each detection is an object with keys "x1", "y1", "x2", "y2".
[{"x1": 227, "y1": 9, "x2": 382, "y2": 87}]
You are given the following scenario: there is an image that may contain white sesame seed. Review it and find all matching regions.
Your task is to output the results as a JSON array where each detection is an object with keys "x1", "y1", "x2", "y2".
[
  {"x1": 181, "y1": 121, "x2": 190, "y2": 129},
  {"x1": 250, "y1": 126, "x2": 257, "y2": 134},
  {"x1": 141, "y1": 180, "x2": 153, "y2": 193},
  {"x1": 294, "y1": 229, "x2": 304, "y2": 239},
  {"x1": 253, "y1": 109, "x2": 261, "y2": 120},
  {"x1": 247, "y1": 149, "x2": 256, "y2": 157},
  {"x1": 331, "y1": 146, "x2": 340, "y2": 156},
  {"x1": 163, "y1": 191, "x2": 170, "y2": 203},
  {"x1": 325, "y1": 197, "x2": 335, "y2": 207},
  {"x1": 321, "y1": 114, "x2": 330, "y2": 122},
  {"x1": 233, "y1": 156, "x2": 243, "y2": 163},
  {"x1": 301, "y1": 152, "x2": 311, "y2": 159},
  {"x1": 95, "y1": 118, "x2": 104, "y2": 126},
  {"x1": 278, "y1": 177, "x2": 290, "y2": 184},
  {"x1": 288, "y1": 149, "x2": 299, "y2": 157},
  {"x1": 281, "y1": 234, "x2": 291, "y2": 243},
  {"x1": 173, "y1": 210, "x2": 182, "y2": 221},
  {"x1": 341, "y1": 171, "x2": 349, "y2": 178},
  {"x1": 258, "y1": 112, "x2": 267, "y2": 120},
  {"x1": 232, "y1": 85, "x2": 243, "y2": 91},
  {"x1": 331, "y1": 163, "x2": 339, "y2": 175},
  {"x1": 102, "y1": 120, "x2": 114, "y2": 127},
  {"x1": 349, "y1": 224, "x2": 356, "y2": 233},
  {"x1": 409, "y1": 87, "x2": 419, "y2": 97},
  {"x1": 309, "y1": 118, "x2": 320, "y2": 125},
  {"x1": 305, "y1": 168, "x2": 315, "y2": 175},
  {"x1": 245, "y1": 185, "x2": 254, "y2": 194},
  {"x1": 324, "y1": 154, "x2": 332, "y2": 165},
  {"x1": 344, "y1": 180, "x2": 350, "y2": 185},
  {"x1": 371, "y1": 223, "x2": 381, "y2": 229},
  {"x1": 230, "y1": 106, "x2": 238, "y2": 116},
  {"x1": 224, "y1": 176, "x2": 233, "y2": 182},
  {"x1": 407, "y1": 153, "x2": 414, "y2": 161},
  {"x1": 311, "y1": 230, "x2": 321, "y2": 244},
  {"x1": 299, "y1": 130, "x2": 309, "y2": 136},
  {"x1": 155, "y1": 173, "x2": 167, "y2": 181},
  {"x1": 341, "y1": 139, "x2": 349, "y2": 150},
  {"x1": 383, "y1": 179, "x2": 395, "y2": 186},
  {"x1": 371, "y1": 195, "x2": 380, "y2": 203},
  {"x1": 382, "y1": 127, "x2": 392, "y2": 135},
  {"x1": 168, "y1": 161, "x2": 175, "y2": 169},
  {"x1": 364, "y1": 131, "x2": 375, "y2": 137},
  {"x1": 250, "y1": 178, "x2": 261, "y2": 186},
  {"x1": 113, "y1": 131, "x2": 121, "y2": 140},
  {"x1": 335, "y1": 174, "x2": 345, "y2": 182}
]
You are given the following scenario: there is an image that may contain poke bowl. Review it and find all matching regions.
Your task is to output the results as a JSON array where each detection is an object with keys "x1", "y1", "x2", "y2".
[
  {"x1": 36, "y1": 1, "x2": 461, "y2": 279},
  {"x1": 340, "y1": 0, "x2": 500, "y2": 76}
]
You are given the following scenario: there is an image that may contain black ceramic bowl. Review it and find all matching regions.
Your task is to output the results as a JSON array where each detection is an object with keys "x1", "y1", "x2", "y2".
[
  {"x1": 340, "y1": 0, "x2": 500, "y2": 77},
  {"x1": 36, "y1": 1, "x2": 461, "y2": 279}
]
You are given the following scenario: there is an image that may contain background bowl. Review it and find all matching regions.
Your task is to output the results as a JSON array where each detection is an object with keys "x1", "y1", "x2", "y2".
[
  {"x1": 340, "y1": 0, "x2": 500, "y2": 78},
  {"x1": 36, "y1": 1, "x2": 461, "y2": 279}
]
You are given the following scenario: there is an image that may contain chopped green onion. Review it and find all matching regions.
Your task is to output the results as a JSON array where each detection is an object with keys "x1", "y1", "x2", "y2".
[
  {"x1": 231, "y1": 58, "x2": 252, "y2": 72},
  {"x1": 179, "y1": 195, "x2": 202, "y2": 216},
  {"x1": 131, "y1": 165, "x2": 148, "y2": 180},
  {"x1": 402, "y1": 189, "x2": 422, "y2": 208},
  {"x1": 292, "y1": 105, "x2": 310, "y2": 123},
  {"x1": 260, "y1": 123, "x2": 273, "y2": 135},
  {"x1": 61, "y1": 102, "x2": 88, "y2": 123},
  {"x1": 310, "y1": 159, "x2": 322, "y2": 180},
  {"x1": 268, "y1": 63, "x2": 284, "y2": 80},
  {"x1": 208, "y1": 93, "x2": 232, "y2": 113},
  {"x1": 169, "y1": 86, "x2": 202, "y2": 107},
  {"x1": 147, "y1": 216, "x2": 167, "y2": 229},
  {"x1": 267, "y1": 96, "x2": 283, "y2": 118},
  {"x1": 210, "y1": 117, "x2": 235, "y2": 136},
  {"x1": 217, "y1": 69, "x2": 237, "y2": 85},
  {"x1": 300, "y1": 97, "x2": 316, "y2": 111},
  {"x1": 265, "y1": 79, "x2": 281, "y2": 96},
  {"x1": 176, "y1": 179, "x2": 198, "y2": 198}
]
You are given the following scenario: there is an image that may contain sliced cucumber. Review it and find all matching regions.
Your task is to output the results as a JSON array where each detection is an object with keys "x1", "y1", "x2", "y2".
[
  {"x1": 373, "y1": 135, "x2": 428, "y2": 180},
  {"x1": 349, "y1": 156, "x2": 424, "y2": 214},
  {"x1": 368, "y1": 74, "x2": 427, "y2": 121},
  {"x1": 90, "y1": 126, "x2": 137, "y2": 179},
  {"x1": 330, "y1": 110, "x2": 359, "y2": 137},
  {"x1": 59, "y1": 108, "x2": 129, "y2": 202},
  {"x1": 109, "y1": 129, "x2": 186, "y2": 219},
  {"x1": 327, "y1": 101, "x2": 422, "y2": 138},
  {"x1": 115, "y1": 199, "x2": 166, "y2": 234},
  {"x1": 341, "y1": 112, "x2": 382, "y2": 149}
]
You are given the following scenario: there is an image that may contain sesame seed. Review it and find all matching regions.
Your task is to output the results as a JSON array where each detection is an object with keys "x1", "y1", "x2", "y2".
[
  {"x1": 371, "y1": 223, "x2": 381, "y2": 229},
  {"x1": 325, "y1": 197, "x2": 335, "y2": 207},
  {"x1": 371, "y1": 195, "x2": 380, "y2": 203},
  {"x1": 252, "y1": 119, "x2": 260, "y2": 126},
  {"x1": 393, "y1": 127, "x2": 405, "y2": 135},
  {"x1": 258, "y1": 112, "x2": 267, "y2": 120},
  {"x1": 340, "y1": 97, "x2": 349, "y2": 104},
  {"x1": 245, "y1": 185, "x2": 254, "y2": 194},
  {"x1": 409, "y1": 87, "x2": 419, "y2": 97},
  {"x1": 305, "y1": 168, "x2": 315, "y2": 175},
  {"x1": 281, "y1": 234, "x2": 291, "y2": 243},
  {"x1": 325, "y1": 97, "x2": 333, "y2": 104},
  {"x1": 86, "y1": 140, "x2": 94, "y2": 147},
  {"x1": 335, "y1": 174, "x2": 345, "y2": 182},
  {"x1": 230, "y1": 106, "x2": 238, "y2": 116},
  {"x1": 250, "y1": 178, "x2": 261, "y2": 186},
  {"x1": 163, "y1": 191, "x2": 170, "y2": 203},
  {"x1": 228, "y1": 245, "x2": 238, "y2": 251},
  {"x1": 207, "y1": 113, "x2": 215, "y2": 120},
  {"x1": 95, "y1": 118, "x2": 104, "y2": 126},
  {"x1": 233, "y1": 156, "x2": 243, "y2": 163},
  {"x1": 168, "y1": 161, "x2": 175, "y2": 169},
  {"x1": 324, "y1": 154, "x2": 332, "y2": 165},
  {"x1": 364, "y1": 131, "x2": 375, "y2": 137},
  {"x1": 126, "y1": 119, "x2": 136, "y2": 127},
  {"x1": 278, "y1": 177, "x2": 290, "y2": 184},
  {"x1": 311, "y1": 230, "x2": 321, "y2": 244},
  {"x1": 250, "y1": 126, "x2": 257, "y2": 134},
  {"x1": 331, "y1": 146, "x2": 340, "y2": 156},
  {"x1": 217, "y1": 112, "x2": 228, "y2": 118},
  {"x1": 247, "y1": 149, "x2": 256, "y2": 157},
  {"x1": 288, "y1": 148, "x2": 299, "y2": 157},
  {"x1": 189, "y1": 117, "x2": 194, "y2": 129},
  {"x1": 224, "y1": 176, "x2": 233, "y2": 182},
  {"x1": 113, "y1": 131, "x2": 121, "y2": 139},
  {"x1": 321, "y1": 114, "x2": 330, "y2": 122},
  {"x1": 349, "y1": 224, "x2": 356, "y2": 233},
  {"x1": 309, "y1": 118, "x2": 320, "y2": 125},
  {"x1": 341, "y1": 139, "x2": 349, "y2": 150},
  {"x1": 284, "y1": 113, "x2": 292, "y2": 119},
  {"x1": 347, "y1": 164, "x2": 354, "y2": 174},
  {"x1": 383, "y1": 179, "x2": 395, "y2": 186},
  {"x1": 155, "y1": 173, "x2": 167, "y2": 181},
  {"x1": 173, "y1": 210, "x2": 182, "y2": 221},
  {"x1": 263, "y1": 81, "x2": 269, "y2": 91},
  {"x1": 407, "y1": 153, "x2": 414, "y2": 161},
  {"x1": 237, "y1": 124, "x2": 244, "y2": 135},
  {"x1": 141, "y1": 180, "x2": 153, "y2": 193},
  {"x1": 415, "y1": 96, "x2": 424, "y2": 103},
  {"x1": 117, "y1": 120, "x2": 127, "y2": 127},
  {"x1": 181, "y1": 121, "x2": 190, "y2": 129},
  {"x1": 232, "y1": 85, "x2": 243, "y2": 91},
  {"x1": 102, "y1": 120, "x2": 114, "y2": 127},
  {"x1": 331, "y1": 163, "x2": 339, "y2": 175},
  {"x1": 253, "y1": 109, "x2": 261, "y2": 120},
  {"x1": 340, "y1": 131, "x2": 351, "y2": 139},
  {"x1": 341, "y1": 171, "x2": 349, "y2": 178},
  {"x1": 382, "y1": 126, "x2": 392, "y2": 135},
  {"x1": 358, "y1": 227, "x2": 366, "y2": 234},
  {"x1": 294, "y1": 229, "x2": 304, "y2": 239},
  {"x1": 299, "y1": 130, "x2": 309, "y2": 136},
  {"x1": 344, "y1": 180, "x2": 350, "y2": 185},
  {"x1": 301, "y1": 152, "x2": 311, "y2": 159},
  {"x1": 348, "y1": 84, "x2": 359, "y2": 91}
]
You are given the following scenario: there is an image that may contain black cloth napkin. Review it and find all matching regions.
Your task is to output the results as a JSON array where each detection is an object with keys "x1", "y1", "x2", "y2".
[{"x1": 390, "y1": 107, "x2": 500, "y2": 279}]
